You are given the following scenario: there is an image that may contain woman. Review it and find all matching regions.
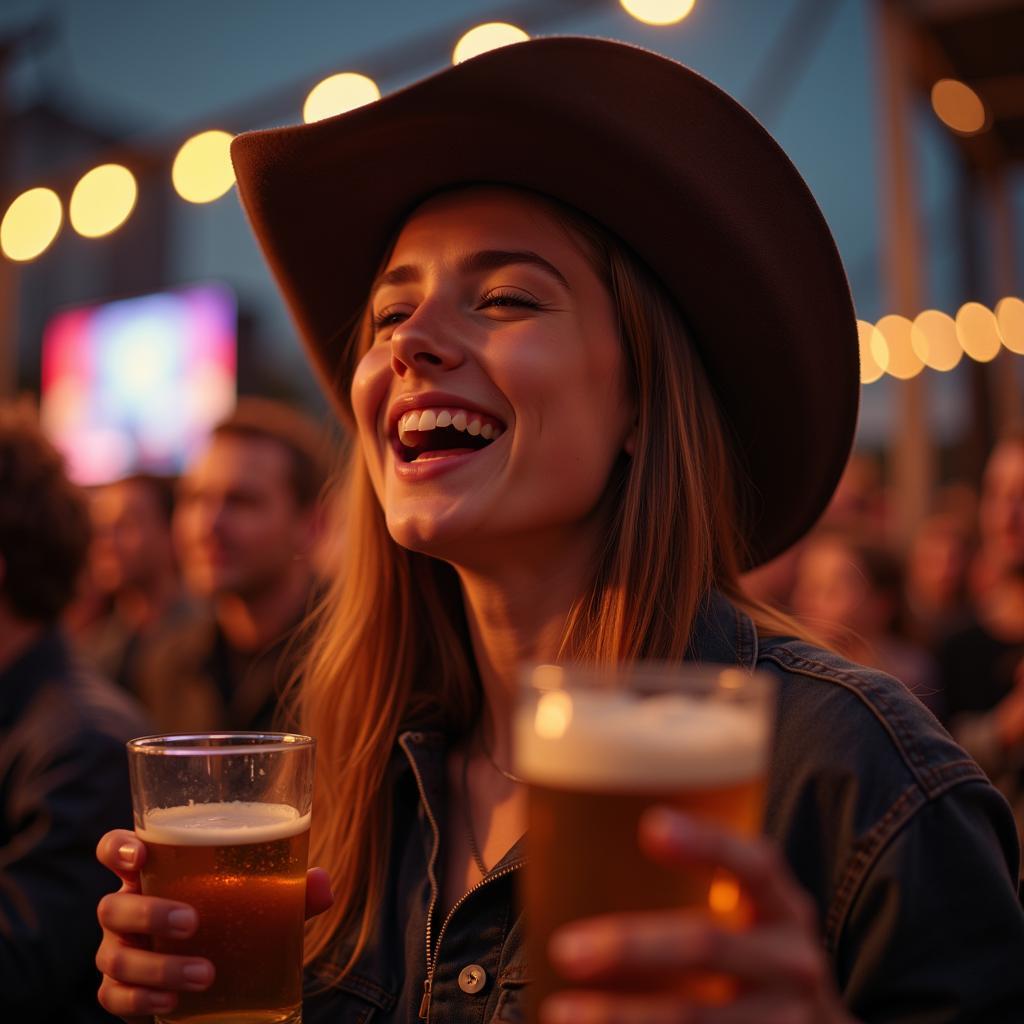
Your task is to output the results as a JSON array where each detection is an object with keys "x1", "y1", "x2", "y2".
[{"x1": 95, "y1": 38, "x2": 1024, "y2": 1022}]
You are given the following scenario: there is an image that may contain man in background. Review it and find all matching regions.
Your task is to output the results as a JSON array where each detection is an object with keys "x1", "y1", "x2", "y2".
[
  {"x1": 0, "y1": 402, "x2": 147, "y2": 1023},
  {"x1": 75, "y1": 473, "x2": 190, "y2": 695},
  {"x1": 137, "y1": 398, "x2": 331, "y2": 732}
]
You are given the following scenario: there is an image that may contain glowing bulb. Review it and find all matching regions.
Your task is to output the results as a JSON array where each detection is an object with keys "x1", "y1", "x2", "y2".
[
  {"x1": 303, "y1": 73, "x2": 380, "y2": 123},
  {"x1": 876, "y1": 315, "x2": 924, "y2": 380},
  {"x1": 453, "y1": 22, "x2": 529, "y2": 64},
  {"x1": 172, "y1": 130, "x2": 236, "y2": 204},
  {"x1": 620, "y1": 0, "x2": 697, "y2": 26},
  {"x1": 956, "y1": 302, "x2": 1001, "y2": 363},
  {"x1": 995, "y1": 297, "x2": 1024, "y2": 355},
  {"x1": 69, "y1": 164, "x2": 138, "y2": 238},
  {"x1": 857, "y1": 319, "x2": 889, "y2": 384},
  {"x1": 931, "y1": 79, "x2": 986, "y2": 135},
  {"x1": 1, "y1": 187, "x2": 62, "y2": 262},
  {"x1": 911, "y1": 309, "x2": 961, "y2": 372}
]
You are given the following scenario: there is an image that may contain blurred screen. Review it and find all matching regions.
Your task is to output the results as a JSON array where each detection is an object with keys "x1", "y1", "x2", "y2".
[{"x1": 40, "y1": 283, "x2": 236, "y2": 485}]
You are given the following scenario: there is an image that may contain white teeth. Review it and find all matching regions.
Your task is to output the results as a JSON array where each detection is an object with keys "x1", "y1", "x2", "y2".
[{"x1": 394, "y1": 406, "x2": 506, "y2": 454}]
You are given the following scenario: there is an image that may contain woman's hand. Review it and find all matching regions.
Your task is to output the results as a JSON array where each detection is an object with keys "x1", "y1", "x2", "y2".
[
  {"x1": 542, "y1": 810, "x2": 856, "y2": 1024},
  {"x1": 95, "y1": 829, "x2": 334, "y2": 1022}
]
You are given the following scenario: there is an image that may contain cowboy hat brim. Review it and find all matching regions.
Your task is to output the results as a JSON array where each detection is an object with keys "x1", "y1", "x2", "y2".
[{"x1": 231, "y1": 35, "x2": 859, "y2": 566}]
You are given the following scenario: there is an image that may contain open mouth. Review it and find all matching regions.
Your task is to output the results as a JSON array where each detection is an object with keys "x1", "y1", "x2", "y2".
[{"x1": 392, "y1": 407, "x2": 505, "y2": 464}]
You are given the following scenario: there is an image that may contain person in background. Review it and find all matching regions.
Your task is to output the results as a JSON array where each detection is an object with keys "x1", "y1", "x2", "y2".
[
  {"x1": 0, "y1": 402, "x2": 148, "y2": 1023},
  {"x1": 939, "y1": 434, "x2": 1024, "y2": 858},
  {"x1": 903, "y1": 510, "x2": 974, "y2": 652},
  {"x1": 970, "y1": 431, "x2": 1024, "y2": 599},
  {"x1": 135, "y1": 398, "x2": 330, "y2": 733},
  {"x1": 792, "y1": 530, "x2": 939, "y2": 711},
  {"x1": 74, "y1": 473, "x2": 192, "y2": 696}
]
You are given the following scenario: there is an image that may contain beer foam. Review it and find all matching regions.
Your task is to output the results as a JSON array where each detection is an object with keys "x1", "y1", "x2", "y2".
[
  {"x1": 516, "y1": 692, "x2": 768, "y2": 790},
  {"x1": 137, "y1": 801, "x2": 310, "y2": 846}
]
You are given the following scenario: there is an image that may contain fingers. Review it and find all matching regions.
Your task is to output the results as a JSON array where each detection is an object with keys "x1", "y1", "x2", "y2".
[
  {"x1": 305, "y1": 867, "x2": 334, "y2": 919},
  {"x1": 98, "y1": 891, "x2": 199, "y2": 941},
  {"x1": 96, "y1": 938, "x2": 214, "y2": 991},
  {"x1": 98, "y1": 977, "x2": 180, "y2": 1021},
  {"x1": 96, "y1": 829, "x2": 147, "y2": 891},
  {"x1": 639, "y1": 810, "x2": 817, "y2": 928},
  {"x1": 549, "y1": 912, "x2": 824, "y2": 992}
]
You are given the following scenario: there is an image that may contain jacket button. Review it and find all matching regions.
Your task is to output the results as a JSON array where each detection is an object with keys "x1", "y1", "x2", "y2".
[{"x1": 458, "y1": 964, "x2": 487, "y2": 994}]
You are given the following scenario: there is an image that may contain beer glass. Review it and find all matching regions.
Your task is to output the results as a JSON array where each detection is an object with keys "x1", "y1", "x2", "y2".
[
  {"x1": 516, "y1": 664, "x2": 775, "y2": 1020},
  {"x1": 127, "y1": 732, "x2": 315, "y2": 1024}
]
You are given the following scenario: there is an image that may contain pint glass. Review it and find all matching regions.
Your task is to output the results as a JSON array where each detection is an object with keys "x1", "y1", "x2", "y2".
[
  {"x1": 516, "y1": 664, "x2": 775, "y2": 1020},
  {"x1": 127, "y1": 732, "x2": 315, "y2": 1024}
]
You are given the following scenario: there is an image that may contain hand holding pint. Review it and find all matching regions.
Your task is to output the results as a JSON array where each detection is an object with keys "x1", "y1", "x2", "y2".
[
  {"x1": 516, "y1": 665, "x2": 774, "y2": 1021},
  {"x1": 125, "y1": 733, "x2": 315, "y2": 1024}
]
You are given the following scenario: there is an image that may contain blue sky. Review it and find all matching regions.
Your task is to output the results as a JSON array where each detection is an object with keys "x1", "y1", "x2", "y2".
[{"x1": 2, "y1": 0, "x2": 1021, "y2": 441}]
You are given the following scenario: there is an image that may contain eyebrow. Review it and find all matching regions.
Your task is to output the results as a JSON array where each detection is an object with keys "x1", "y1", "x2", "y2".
[{"x1": 371, "y1": 249, "x2": 571, "y2": 299}]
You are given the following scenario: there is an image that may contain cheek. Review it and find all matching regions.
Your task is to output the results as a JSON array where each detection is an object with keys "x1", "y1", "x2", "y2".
[{"x1": 351, "y1": 347, "x2": 392, "y2": 464}]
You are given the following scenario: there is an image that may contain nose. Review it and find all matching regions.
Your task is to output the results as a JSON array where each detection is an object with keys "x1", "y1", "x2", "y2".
[{"x1": 389, "y1": 300, "x2": 465, "y2": 379}]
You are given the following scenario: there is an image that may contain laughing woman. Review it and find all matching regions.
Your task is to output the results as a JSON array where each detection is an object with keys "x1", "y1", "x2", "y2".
[{"x1": 95, "y1": 38, "x2": 1024, "y2": 1023}]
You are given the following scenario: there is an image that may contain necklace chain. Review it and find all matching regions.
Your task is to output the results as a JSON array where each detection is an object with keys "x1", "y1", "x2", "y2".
[{"x1": 460, "y1": 734, "x2": 525, "y2": 878}]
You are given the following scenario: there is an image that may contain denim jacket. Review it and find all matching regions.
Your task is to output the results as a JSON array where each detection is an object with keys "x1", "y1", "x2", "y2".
[{"x1": 303, "y1": 594, "x2": 1024, "y2": 1023}]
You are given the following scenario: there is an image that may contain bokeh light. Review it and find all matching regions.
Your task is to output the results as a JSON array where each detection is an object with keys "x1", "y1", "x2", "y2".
[
  {"x1": 930, "y1": 79, "x2": 986, "y2": 135},
  {"x1": 876, "y1": 315, "x2": 924, "y2": 380},
  {"x1": 956, "y1": 301, "x2": 1001, "y2": 363},
  {"x1": 453, "y1": 22, "x2": 529, "y2": 64},
  {"x1": 1, "y1": 187, "x2": 62, "y2": 261},
  {"x1": 303, "y1": 72, "x2": 380, "y2": 123},
  {"x1": 911, "y1": 309, "x2": 962, "y2": 372},
  {"x1": 69, "y1": 164, "x2": 138, "y2": 238},
  {"x1": 620, "y1": 0, "x2": 697, "y2": 25},
  {"x1": 995, "y1": 297, "x2": 1024, "y2": 355},
  {"x1": 857, "y1": 319, "x2": 889, "y2": 384},
  {"x1": 172, "y1": 130, "x2": 236, "y2": 204}
]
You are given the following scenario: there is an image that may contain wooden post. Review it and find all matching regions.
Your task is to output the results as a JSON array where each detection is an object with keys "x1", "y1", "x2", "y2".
[{"x1": 875, "y1": 0, "x2": 933, "y2": 542}]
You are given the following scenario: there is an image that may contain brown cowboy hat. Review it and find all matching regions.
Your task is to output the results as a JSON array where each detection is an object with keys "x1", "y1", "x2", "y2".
[{"x1": 230, "y1": 35, "x2": 859, "y2": 566}]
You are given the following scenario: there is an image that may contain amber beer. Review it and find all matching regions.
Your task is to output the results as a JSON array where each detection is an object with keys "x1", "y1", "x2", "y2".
[
  {"x1": 517, "y1": 672, "x2": 773, "y2": 1022},
  {"x1": 138, "y1": 802, "x2": 310, "y2": 1024}
]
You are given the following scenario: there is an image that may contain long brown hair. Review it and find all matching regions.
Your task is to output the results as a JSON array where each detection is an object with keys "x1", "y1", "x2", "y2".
[{"x1": 298, "y1": 190, "x2": 800, "y2": 977}]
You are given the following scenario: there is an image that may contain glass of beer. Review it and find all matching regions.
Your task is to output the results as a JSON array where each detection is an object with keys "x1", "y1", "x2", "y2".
[
  {"x1": 516, "y1": 664, "x2": 775, "y2": 1020},
  {"x1": 127, "y1": 732, "x2": 315, "y2": 1024}
]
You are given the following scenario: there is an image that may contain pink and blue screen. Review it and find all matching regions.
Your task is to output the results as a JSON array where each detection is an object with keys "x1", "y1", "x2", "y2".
[{"x1": 41, "y1": 284, "x2": 236, "y2": 485}]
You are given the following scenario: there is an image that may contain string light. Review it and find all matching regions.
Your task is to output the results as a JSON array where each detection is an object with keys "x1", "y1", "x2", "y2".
[
  {"x1": 303, "y1": 73, "x2": 380, "y2": 123},
  {"x1": 453, "y1": 23, "x2": 529, "y2": 64},
  {"x1": 69, "y1": 164, "x2": 138, "y2": 238},
  {"x1": 620, "y1": 0, "x2": 697, "y2": 26},
  {"x1": 1, "y1": 187, "x2": 62, "y2": 262},
  {"x1": 172, "y1": 130, "x2": 236, "y2": 204}
]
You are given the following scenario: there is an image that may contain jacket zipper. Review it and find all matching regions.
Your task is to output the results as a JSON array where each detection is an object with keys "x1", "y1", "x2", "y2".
[{"x1": 399, "y1": 733, "x2": 525, "y2": 1022}]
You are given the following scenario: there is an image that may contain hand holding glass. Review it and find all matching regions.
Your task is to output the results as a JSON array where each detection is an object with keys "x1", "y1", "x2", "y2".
[
  {"x1": 517, "y1": 664, "x2": 774, "y2": 1021},
  {"x1": 127, "y1": 732, "x2": 315, "y2": 1024}
]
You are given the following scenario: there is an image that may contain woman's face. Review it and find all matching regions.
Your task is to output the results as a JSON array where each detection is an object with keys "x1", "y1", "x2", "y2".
[{"x1": 350, "y1": 187, "x2": 634, "y2": 565}]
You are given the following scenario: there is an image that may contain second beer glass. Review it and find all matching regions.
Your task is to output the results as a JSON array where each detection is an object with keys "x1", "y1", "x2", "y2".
[
  {"x1": 516, "y1": 664, "x2": 775, "y2": 1021},
  {"x1": 128, "y1": 732, "x2": 315, "y2": 1024}
]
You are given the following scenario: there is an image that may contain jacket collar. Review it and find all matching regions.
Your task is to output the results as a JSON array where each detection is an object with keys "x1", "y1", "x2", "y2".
[{"x1": 686, "y1": 589, "x2": 759, "y2": 670}]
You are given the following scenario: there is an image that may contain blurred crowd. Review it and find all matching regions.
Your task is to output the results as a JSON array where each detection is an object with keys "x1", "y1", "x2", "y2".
[
  {"x1": 2, "y1": 395, "x2": 1024, "y2": 1020},
  {"x1": 745, "y1": 439, "x2": 1024, "y2": 854}
]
